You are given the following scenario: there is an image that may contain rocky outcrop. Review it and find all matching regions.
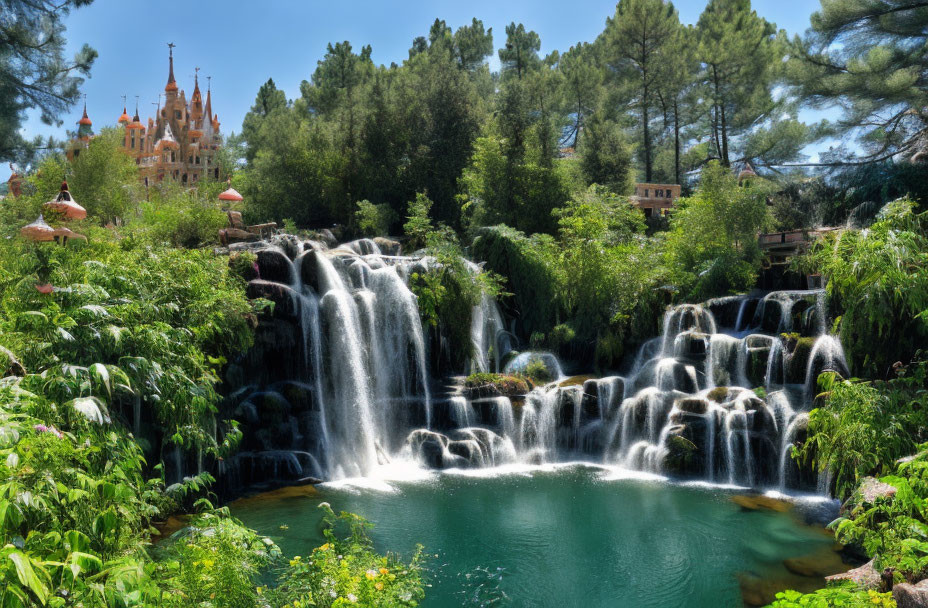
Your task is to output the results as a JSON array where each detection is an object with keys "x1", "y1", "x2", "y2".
[
  {"x1": 373, "y1": 237, "x2": 402, "y2": 256},
  {"x1": 825, "y1": 559, "x2": 881, "y2": 589},
  {"x1": 893, "y1": 580, "x2": 928, "y2": 608}
]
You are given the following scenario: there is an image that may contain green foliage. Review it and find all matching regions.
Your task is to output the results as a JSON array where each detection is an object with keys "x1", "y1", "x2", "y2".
[
  {"x1": 797, "y1": 200, "x2": 928, "y2": 378},
  {"x1": 801, "y1": 362, "x2": 928, "y2": 501},
  {"x1": 578, "y1": 114, "x2": 634, "y2": 195},
  {"x1": 523, "y1": 358, "x2": 554, "y2": 384},
  {"x1": 786, "y1": 0, "x2": 927, "y2": 164},
  {"x1": 154, "y1": 512, "x2": 279, "y2": 608},
  {"x1": 463, "y1": 372, "x2": 531, "y2": 396},
  {"x1": 0, "y1": 0, "x2": 96, "y2": 164},
  {"x1": 403, "y1": 192, "x2": 434, "y2": 250},
  {"x1": 139, "y1": 185, "x2": 229, "y2": 248},
  {"x1": 767, "y1": 585, "x2": 894, "y2": 608},
  {"x1": 470, "y1": 225, "x2": 559, "y2": 338},
  {"x1": 409, "y1": 231, "x2": 503, "y2": 371},
  {"x1": 664, "y1": 161, "x2": 772, "y2": 300},
  {"x1": 68, "y1": 129, "x2": 141, "y2": 223},
  {"x1": 268, "y1": 503, "x2": 425, "y2": 608},
  {"x1": 355, "y1": 200, "x2": 398, "y2": 237}
]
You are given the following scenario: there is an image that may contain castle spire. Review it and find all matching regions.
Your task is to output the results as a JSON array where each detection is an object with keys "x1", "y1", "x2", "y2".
[
  {"x1": 204, "y1": 76, "x2": 213, "y2": 119},
  {"x1": 165, "y1": 42, "x2": 178, "y2": 92}
]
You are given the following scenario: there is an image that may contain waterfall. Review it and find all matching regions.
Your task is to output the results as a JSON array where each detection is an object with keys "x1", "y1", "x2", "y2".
[{"x1": 229, "y1": 237, "x2": 849, "y2": 494}]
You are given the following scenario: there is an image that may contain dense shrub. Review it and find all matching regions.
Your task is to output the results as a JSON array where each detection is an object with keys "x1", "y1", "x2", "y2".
[
  {"x1": 268, "y1": 503, "x2": 425, "y2": 607},
  {"x1": 355, "y1": 199, "x2": 398, "y2": 237},
  {"x1": 797, "y1": 199, "x2": 928, "y2": 378}
]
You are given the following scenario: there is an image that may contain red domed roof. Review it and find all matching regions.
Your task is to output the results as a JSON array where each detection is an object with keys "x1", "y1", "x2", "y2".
[
  {"x1": 118, "y1": 107, "x2": 131, "y2": 124},
  {"x1": 77, "y1": 102, "x2": 92, "y2": 126}
]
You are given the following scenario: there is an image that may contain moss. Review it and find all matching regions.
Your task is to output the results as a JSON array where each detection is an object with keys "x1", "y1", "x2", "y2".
[
  {"x1": 785, "y1": 336, "x2": 816, "y2": 384},
  {"x1": 524, "y1": 358, "x2": 554, "y2": 384},
  {"x1": 463, "y1": 373, "x2": 532, "y2": 397},
  {"x1": 229, "y1": 250, "x2": 258, "y2": 282},
  {"x1": 664, "y1": 434, "x2": 699, "y2": 475},
  {"x1": 707, "y1": 387, "x2": 730, "y2": 403}
]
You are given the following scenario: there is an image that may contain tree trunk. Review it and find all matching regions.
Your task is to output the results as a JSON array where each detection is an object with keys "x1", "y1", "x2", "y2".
[
  {"x1": 643, "y1": 79, "x2": 652, "y2": 182},
  {"x1": 673, "y1": 99, "x2": 681, "y2": 186}
]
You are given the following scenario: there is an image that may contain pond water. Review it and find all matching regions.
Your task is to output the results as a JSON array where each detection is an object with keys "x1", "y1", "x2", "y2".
[{"x1": 231, "y1": 464, "x2": 842, "y2": 607}]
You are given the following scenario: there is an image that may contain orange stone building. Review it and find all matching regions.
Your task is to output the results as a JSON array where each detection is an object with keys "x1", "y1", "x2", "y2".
[{"x1": 68, "y1": 45, "x2": 223, "y2": 187}]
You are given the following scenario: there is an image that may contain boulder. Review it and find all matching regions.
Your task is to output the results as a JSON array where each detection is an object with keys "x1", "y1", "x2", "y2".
[
  {"x1": 256, "y1": 249, "x2": 294, "y2": 284},
  {"x1": 893, "y1": 579, "x2": 928, "y2": 608},
  {"x1": 663, "y1": 430, "x2": 700, "y2": 476},
  {"x1": 825, "y1": 559, "x2": 880, "y2": 589},
  {"x1": 373, "y1": 237, "x2": 401, "y2": 256},
  {"x1": 315, "y1": 229, "x2": 337, "y2": 247},
  {"x1": 246, "y1": 280, "x2": 301, "y2": 320},
  {"x1": 676, "y1": 397, "x2": 709, "y2": 415}
]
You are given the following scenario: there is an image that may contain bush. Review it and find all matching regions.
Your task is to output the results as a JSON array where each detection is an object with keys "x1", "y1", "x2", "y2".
[
  {"x1": 768, "y1": 585, "x2": 894, "y2": 607},
  {"x1": 154, "y1": 512, "x2": 279, "y2": 608},
  {"x1": 464, "y1": 372, "x2": 532, "y2": 396},
  {"x1": 139, "y1": 186, "x2": 229, "y2": 248},
  {"x1": 356, "y1": 199, "x2": 398, "y2": 237},
  {"x1": 268, "y1": 503, "x2": 425, "y2": 607},
  {"x1": 797, "y1": 199, "x2": 928, "y2": 378}
]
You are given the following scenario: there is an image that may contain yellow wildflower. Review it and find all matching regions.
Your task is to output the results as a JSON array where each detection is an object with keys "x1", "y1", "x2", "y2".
[
  {"x1": 379, "y1": 567, "x2": 389, "y2": 575},
  {"x1": 365, "y1": 569, "x2": 378, "y2": 580},
  {"x1": 375, "y1": 582, "x2": 384, "y2": 591}
]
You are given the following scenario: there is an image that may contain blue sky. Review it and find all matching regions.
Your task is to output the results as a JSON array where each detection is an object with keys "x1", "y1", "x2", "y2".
[{"x1": 4, "y1": 0, "x2": 823, "y2": 182}]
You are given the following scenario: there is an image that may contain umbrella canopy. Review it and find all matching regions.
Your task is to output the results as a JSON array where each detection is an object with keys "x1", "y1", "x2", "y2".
[
  {"x1": 43, "y1": 199, "x2": 87, "y2": 220},
  {"x1": 219, "y1": 186, "x2": 244, "y2": 202},
  {"x1": 20, "y1": 215, "x2": 56, "y2": 242}
]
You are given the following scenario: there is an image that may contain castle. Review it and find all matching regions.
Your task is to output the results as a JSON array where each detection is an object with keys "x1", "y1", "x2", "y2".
[{"x1": 67, "y1": 45, "x2": 223, "y2": 187}]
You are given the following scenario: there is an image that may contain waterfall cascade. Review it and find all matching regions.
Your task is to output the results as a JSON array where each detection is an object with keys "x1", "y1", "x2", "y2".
[{"x1": 223, "y1": 236, "x2": 848, "y2": 493}]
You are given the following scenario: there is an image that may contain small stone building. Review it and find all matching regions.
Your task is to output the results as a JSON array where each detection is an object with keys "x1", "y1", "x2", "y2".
[{"x1": 630, "y1": 183, "x2": 681, "y2": 217}]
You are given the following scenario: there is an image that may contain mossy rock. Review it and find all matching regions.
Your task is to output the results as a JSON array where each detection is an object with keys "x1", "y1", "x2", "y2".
[
  {"x1": 462, "y1": 373, "x2": 532, "y2": 398},
  {"x1": 558, "y1": 375, "x2": 596, "y2": 388},
  {"x1": 785, "y1": 336, "x2": 816, "y2": 384},
  {"x1": 663, "y1": 432, "x2": 700, "y2": 475},
  {"x1": 677, "y1": 397, "x2": 709, "y2": 415},
  {"x1": 707, "y1": 387, "x2": 730, "y2": 403}
]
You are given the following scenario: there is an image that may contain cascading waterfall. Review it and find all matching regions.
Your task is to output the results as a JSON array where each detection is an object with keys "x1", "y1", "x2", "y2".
[{"x1": 226, "y1": 236, "x2": 847, "y2": 494}]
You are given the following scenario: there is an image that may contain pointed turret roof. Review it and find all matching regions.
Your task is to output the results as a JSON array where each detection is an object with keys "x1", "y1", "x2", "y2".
[
  {"x1": 117, "y1": 106, "x2": 131, "y2": 125},
  {"x1": 165, "y1": 44, "x2": 178, "y2": 92},
  {"x1": 77, "y1": 101, "x2": 92, "y2": 126},
  {"x1": 128, "y1": 103, "x2": 145, "y2": 130}
]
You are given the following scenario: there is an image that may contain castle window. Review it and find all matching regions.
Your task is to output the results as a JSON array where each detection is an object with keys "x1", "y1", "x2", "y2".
[
  {"x1": 667, "y1": 190, "x2": 673, "y2": 198},
  {"x1": 644, "y1": 189, "x2": 649, "y2": 197},
  {"x1": 214, "y1": 168, "x2": 219, "y2": 179},
  {"x1": 195, "y1": 156, "x2": 200, "y2": 165},
  {"x1": 656, "y1": 189, "x2": 663, "y2": 198},
  {"x1": 175, "y1": 110, "x2": 181, "y2": 119}
]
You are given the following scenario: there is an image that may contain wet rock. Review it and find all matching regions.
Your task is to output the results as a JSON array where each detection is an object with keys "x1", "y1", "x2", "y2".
[
  {"x1": 674, "y1": 331, "x2": 710, "y2": 360},
  {"x1": 731, "y1": 494, "x2": 792, "y2": 512},
  {"x1": 247, "y1": 280, "x2": 301, "y2": 320},
  {"x1": 706, "y1": 387, "x2": 731, "y2": 403},
  {"x1": 785, "y1": 336, "x2": 816, "y2": 384},
  {"x1": 256, "y1": 249, "x2": 294, "y2": 284},
  {"x1": 315, "y1": 229, "x2": 337, "y2": 247},
  {"x1": 825, "y1": 559, "x2": 880, "y2": 589},
  {"x1": 745, "y1": 345, "x2": 771, "y2": 387},
  {"x1": 663, "y1": 430, "x2": 700, "y2": 476},
  {"x1": 893, "y1": 579, "x2": 928, "y2": 608},
  {"x1": 373, "y1": 237, "x2": 401, "y2": 256},
  {"x1": 677, "y1": 397, "x2": 709, "y2": 415}
]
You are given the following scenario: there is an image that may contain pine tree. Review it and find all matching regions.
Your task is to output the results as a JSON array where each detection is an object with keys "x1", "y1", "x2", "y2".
[
  {"x1": 694, "y1": 0, "x2": 785, "y2": 168},
  {"x1": 499, "y1": 23, "x2": 541, "y2": 81},
  {"x1": 786, "y1": 0, "x2": 928, "y2": 164},
  {"x1": 603, "y1": 0, "x2": 680, "y2": 182},
  {"x1": 0, "y1": 0, "x2": 97, "y2": 163}
]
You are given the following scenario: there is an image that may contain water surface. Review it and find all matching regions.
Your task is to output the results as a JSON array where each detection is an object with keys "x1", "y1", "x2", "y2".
[{"x1": 232, "y1": 465, "x2": 838, "y2": 607}]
